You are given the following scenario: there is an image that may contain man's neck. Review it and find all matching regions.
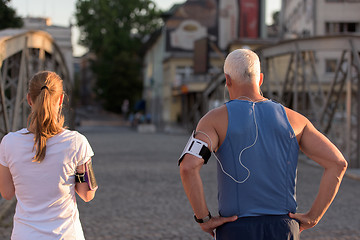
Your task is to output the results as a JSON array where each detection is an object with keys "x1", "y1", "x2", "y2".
[
  {"x1": 229, "y1": 85, "x2": 264, "y2": 102},
  {"x1": 233, "y1": 94, "x2": 265, "y2": 101}
]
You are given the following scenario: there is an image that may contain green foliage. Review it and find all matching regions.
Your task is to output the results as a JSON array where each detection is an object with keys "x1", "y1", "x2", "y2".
[
  {"x1": 272, "y1": 11, "x2": 280, "y2": 26},
  {"x1": 75, "y1": 0, "x2": 162, "y2": 112},
  {"x1": 0, "y1": 0, "x2": 23, "y2": 30}
]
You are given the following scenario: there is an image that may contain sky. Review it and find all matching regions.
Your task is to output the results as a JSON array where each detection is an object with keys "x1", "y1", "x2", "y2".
[{"x1": 8, "y1": 0, "x2": 281, "y2": 56}]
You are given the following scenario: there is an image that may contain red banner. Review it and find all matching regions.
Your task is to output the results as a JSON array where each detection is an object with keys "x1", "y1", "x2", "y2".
[{"x1": 239, "y1": 0, "x2": 259, "y2": 38}]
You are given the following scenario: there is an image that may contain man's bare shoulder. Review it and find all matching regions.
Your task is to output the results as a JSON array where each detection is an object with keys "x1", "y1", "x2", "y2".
[
  {"x1": 283, "y1": 106, "x2": 310, "y2": 137},
  {"x1": 284, "y1": 106, "x2": 309, "y2": 124},
  {"x1": 200, "y1": 104, "x2": 228, "y2": 124},
  {"x1": 197, "y1": 104, "x2": 228, "y2": 134},
  {"x1": 197, "y1": 104, "x2": 228, "y2": 151}
]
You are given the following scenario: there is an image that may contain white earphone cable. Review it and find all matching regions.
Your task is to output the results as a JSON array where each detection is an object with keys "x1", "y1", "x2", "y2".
[{"x1": 196, "y1": 101, "x2": 260, "y2": 184}]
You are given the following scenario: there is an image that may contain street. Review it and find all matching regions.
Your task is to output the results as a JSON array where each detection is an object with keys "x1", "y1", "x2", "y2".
[{"x1": 1, "y1": 125, "x2": 359, "y2": 239}]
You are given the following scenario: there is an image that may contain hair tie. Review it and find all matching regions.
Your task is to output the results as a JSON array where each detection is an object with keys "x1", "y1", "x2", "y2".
[{"x1": 41, "y1": 86, "x2": 49, "y2": 91}]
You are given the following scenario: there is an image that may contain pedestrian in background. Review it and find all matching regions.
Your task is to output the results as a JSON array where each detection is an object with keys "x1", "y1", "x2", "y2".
[
  {"x1": 179, "y1": 49, "x2": 347, "y2": 239},
  {"x1": 0, "y1": 71, "x2": 98, "y2": 239}
]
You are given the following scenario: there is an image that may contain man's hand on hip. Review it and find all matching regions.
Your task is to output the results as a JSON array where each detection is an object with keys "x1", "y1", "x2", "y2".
[
  {"x1": 289, "y1": 212, "x2": 318, "y2": 233},
  {"x1": 200, "y1": 215, "x2": 238, "y2": 237}
]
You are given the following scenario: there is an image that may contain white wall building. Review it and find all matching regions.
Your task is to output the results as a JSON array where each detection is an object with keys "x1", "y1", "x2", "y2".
[
  {"x1": 143, "y1": 0, "x2": 267, "y2": 127},
  {"x1": 143, "y1": 29, "x2": 166, "y2": 125},
  {"x1": 23, "y1": 17, "x2": 74, "y2": 83},
  {"x1": 281, "y1": 0, "x2": 360, "y2": 82},
  {"x1": 282, "y1": 0, "x2": 360, "y2": 38}
]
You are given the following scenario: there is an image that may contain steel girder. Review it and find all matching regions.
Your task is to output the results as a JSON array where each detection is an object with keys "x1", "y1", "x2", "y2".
[
  {"x1": 186, "y1": 35, "x2": 360, "y2": 168},
  {"x1": 258, "y1": 35, "x2": 360, "y2": 168},
  {"x1": 0, "y1": 30, "x2": 70, "y2": 138}
]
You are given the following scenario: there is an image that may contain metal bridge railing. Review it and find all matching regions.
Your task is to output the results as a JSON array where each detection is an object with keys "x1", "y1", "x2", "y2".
[
  {"x1": 0, "y1": 29, "x2": 70, "y2": 138},
  {"x1": 185, "y1": 35, "x2": 360, "y2": 168},
  {"x1": 258, "y1": 35, "x2": 360, "y2": 168}
]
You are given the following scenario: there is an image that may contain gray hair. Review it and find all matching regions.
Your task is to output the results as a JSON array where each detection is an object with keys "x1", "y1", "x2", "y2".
[{"x1": 223, "y1": 49, "x2": 261, "y2": 84}]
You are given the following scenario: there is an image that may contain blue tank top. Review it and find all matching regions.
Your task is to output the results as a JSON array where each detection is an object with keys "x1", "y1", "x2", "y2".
[{"x1": 214, "y1": 99, "x2": 299, "y2": 218}]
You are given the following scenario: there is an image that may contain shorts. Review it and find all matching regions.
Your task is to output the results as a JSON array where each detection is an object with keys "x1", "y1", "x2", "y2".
[{"x1": 215, "y1": 214, "x2": 300, "y2": 240}]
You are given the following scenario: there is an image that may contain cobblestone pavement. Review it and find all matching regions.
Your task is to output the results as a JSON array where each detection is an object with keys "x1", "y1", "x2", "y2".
[{"x1": 1, "y1": 125, "x2": 360, "y2": 239}]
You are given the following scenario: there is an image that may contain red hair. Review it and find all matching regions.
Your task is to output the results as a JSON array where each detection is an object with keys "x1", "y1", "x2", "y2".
[{"x1": 27, "y1": 71, "x2": 65, "y2": 163}]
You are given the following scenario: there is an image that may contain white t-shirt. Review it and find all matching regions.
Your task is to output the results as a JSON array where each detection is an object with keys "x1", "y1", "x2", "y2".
[{"x1": 0, "y1": 128, "x2": 94, "y2": 240}]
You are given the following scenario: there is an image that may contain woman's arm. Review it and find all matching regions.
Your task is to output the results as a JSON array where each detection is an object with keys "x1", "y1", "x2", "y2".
[
  {"x1": 75, "y1": 163, "x2": 97, "y2": 202},
  {"x1": 0, "y1": 164, "x2": 15, "y2": 200}
]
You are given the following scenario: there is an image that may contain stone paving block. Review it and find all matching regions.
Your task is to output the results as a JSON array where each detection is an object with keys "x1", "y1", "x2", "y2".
[{"x1": 1, "y1": 125, "x2": 360, "y2": 240}]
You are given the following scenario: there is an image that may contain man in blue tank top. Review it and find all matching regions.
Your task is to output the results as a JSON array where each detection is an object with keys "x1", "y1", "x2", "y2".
[{"x1": 179, "y1": 49, "x2": 348, "y2": 239}]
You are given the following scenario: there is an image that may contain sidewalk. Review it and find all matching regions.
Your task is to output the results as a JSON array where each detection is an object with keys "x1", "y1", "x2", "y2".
[
  {"x1": 345, "y1": 168, "x2": 360, "y2": 180},
  {"x1": 1, "y1": 115, "x2": 360, "y2": 239},
  {"x1": 75, "y1": 106, "x2": 129, "y2": 127},
  {"x1": 76, "y1": 126, "x2": 360, "y2": 239}
]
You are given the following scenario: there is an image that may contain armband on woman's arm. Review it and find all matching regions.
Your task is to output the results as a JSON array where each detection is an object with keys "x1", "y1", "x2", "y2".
[{"x1": 75, "y1": 159, "x2": 98, "y2": 191}]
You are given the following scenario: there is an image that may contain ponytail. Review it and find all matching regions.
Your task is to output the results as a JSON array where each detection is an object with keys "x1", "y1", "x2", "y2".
[{"x1": 27, "y1": 71, "x2": 65, "y2": 163}]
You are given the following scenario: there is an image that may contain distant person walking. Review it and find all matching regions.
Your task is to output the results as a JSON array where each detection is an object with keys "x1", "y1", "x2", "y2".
[
  {"x1": 122, "y1": 99, "x2": 129, "y2": 120},
  {"x1": 0, "y1": 71, "x2": 98, "y2": 239},
  {"x1": 179, "y1": 49, "x2": 348, "y2": 239}
]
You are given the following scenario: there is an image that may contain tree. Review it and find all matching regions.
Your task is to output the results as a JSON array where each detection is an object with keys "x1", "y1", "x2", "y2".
[
  {"x1": 75, "y1": 0, "x2": 162, "y2": 112},
  {"x1": 0, "y1": 0, "x2": 23, "y2": 30},
  {"x1": 272, "y1": 11, "x2": 280, "y2": 27}
]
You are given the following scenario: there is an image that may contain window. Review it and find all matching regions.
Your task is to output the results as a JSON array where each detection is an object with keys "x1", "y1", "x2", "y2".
[
  {"x1": 325, "y1": 59, "x2": 338, "y2": 73},
  {"x1": 326, "y1": 0, "x2": 360, "y2": 2},
  {"x1": 347, "y1": 23, "x2": 357, "y2": 32},
  {"x1": 326, "y1": 0, "x2": 360, "y2": 3},
  {"x1": 174, "y1": 66, "x2": 193, "y2": 87},
  {"x1": 326, "y1": 22, "x2": 359, "y2": 34}
]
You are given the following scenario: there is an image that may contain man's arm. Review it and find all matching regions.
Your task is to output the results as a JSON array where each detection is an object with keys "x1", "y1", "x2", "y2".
[
  {"x1": 180, "y1": 154, "x2": 211, "y2": 221},
  {"x1": 179, "y1": 113, "x2": 237, "y2": 237},
  {"x1": 289, "y1": 118, "x2": 347, "y2": 232},
  {"x1": 0, "y1": 164, "x2": 15, "y2": 200}
]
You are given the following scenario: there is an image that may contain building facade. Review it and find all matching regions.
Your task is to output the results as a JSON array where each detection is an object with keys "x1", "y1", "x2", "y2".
[
  {"x1": 143, "y1": 0, "x2": 267, "y2": 127},
  {"x1": 23, "y1": 17, "x2": 74, "y2": 83},
  {"x1": 281, "y1": 0, "x2": 360, "y2": 83},
  {"x1": 282, "y1": 0, "x2": 360, "y2": 38}
]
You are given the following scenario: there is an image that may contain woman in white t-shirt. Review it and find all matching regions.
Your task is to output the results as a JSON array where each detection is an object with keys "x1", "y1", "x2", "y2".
[{"x1": 0, "y1": 71, "x2": 98, "y2": 240}]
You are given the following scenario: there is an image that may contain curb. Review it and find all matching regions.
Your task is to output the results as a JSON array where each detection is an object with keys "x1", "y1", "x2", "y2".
[{"x1": 345, "y1": 169, "x2": 360, "y2": 181}]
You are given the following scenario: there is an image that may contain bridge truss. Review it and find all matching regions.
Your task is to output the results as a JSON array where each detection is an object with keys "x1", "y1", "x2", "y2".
[
  {"x1": 0, "y1": 30, "x2": 70, "y2": 138},
  {"x1": 188, "y1": 35, "x2": 360, "y2": 168}
]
